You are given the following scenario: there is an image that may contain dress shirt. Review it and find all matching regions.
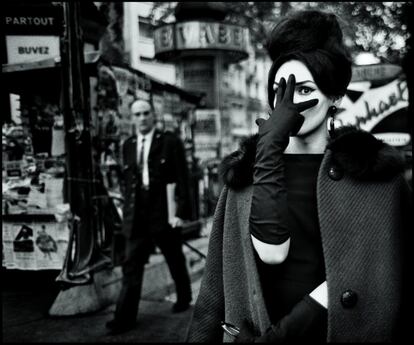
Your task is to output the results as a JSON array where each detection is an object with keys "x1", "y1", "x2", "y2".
[{"x1": 137, "y1": 128, "x2": 155, "y2": 187}]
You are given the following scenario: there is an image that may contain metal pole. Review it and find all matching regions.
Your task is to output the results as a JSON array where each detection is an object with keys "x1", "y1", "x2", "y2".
[{"x1": 57, "y1": 1, "x2": 109, "y2": 284}]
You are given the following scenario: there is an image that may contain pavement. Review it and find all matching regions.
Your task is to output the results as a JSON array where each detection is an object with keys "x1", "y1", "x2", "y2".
[{"x1": 2, "y1": 218, "x2": 212, "y2": 343}]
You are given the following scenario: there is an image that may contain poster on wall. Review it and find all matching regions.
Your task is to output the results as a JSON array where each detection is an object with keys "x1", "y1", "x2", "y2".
[
  {"x1": 194, "y1": 109, "x2": 220, "y2": 161},
  {"x1": 2, "y1": 220, "x2": 69, "y2": 270}
]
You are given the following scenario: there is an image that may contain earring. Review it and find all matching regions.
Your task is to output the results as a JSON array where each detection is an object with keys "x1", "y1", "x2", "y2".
[{"x1": 327, "y1": 105, "x2": 337, "y2": 138}]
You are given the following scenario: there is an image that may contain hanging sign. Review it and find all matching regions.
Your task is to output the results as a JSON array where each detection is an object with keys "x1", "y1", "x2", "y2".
[
  {"x1": 2, "y1": 5, "x2": 62, "y2": 64},
  {"x1": 5, "y1": 35, "x2": 60, "y2": 64}
]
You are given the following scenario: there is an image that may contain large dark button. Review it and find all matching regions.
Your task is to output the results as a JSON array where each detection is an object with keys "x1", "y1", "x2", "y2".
[
  {"x1": 341, "y1": 289, "x2": 358, "y2": 308},
  {"x1": 328, "y1": 165, "x2": 344, "y2": 181}
]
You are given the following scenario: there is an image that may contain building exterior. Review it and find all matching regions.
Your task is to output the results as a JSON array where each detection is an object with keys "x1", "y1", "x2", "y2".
[{"x1": 120, "y1": 2, "x2": 271, "y2": 162}]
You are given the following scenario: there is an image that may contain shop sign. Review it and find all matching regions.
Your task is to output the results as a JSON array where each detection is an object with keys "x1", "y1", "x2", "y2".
[
  {"x1": 351, "y1": 64, "x2": 403, "y2": 82},
  {"x1": 5, "y1": 35, "x2": 60, "y2": 64},
  {"x1": 336, "y1": 78, "x2": 409, "y2": 146},
  {"x1": 3, "y1": 5, "x2": 62, "y2": 64},
  {"x1": 2, "y1": 6, "x2": 62, "y2": 35},
  {"x1": 154, "y1": 21, "x2": 249, "y2": 56}
]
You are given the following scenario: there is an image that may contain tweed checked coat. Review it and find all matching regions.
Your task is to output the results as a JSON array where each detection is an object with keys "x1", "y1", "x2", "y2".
[{"x1": 187, "y1": 127, "x2": 411, "y2": 343}]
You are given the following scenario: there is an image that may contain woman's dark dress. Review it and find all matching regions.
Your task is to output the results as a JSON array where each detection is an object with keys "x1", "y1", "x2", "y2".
[{"x1": 256, "y1": 154, "x2": 327, "y2": 341}]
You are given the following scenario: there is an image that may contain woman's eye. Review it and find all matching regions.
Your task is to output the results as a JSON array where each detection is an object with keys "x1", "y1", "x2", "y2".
[{"x1": 297, "y1": 86, "x2": 314, "y2": 95}]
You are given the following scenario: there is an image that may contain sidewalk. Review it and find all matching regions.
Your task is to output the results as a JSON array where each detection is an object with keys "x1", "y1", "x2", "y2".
[{"x1": 2, "y1": 217, "x2": 213, "y2": 343}]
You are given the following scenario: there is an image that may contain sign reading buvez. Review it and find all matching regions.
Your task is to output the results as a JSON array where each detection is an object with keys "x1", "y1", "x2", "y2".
[{"x1": 6, "y1": 36, "x2": 60, "y2": 64}]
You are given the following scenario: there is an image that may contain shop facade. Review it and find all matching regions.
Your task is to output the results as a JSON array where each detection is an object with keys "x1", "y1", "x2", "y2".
[{"x1": 2, "y1": 2, "x2": 201, "y2": 278}]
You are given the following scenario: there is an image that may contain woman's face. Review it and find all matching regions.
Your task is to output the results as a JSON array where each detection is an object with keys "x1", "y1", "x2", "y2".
[{"x1": 274, "y1": 60, "x2": 334, "y2": 136}]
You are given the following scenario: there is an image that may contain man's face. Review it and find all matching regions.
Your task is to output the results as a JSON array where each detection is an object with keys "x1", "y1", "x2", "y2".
[{"x1": 131, "y1": 100, "x2": 155, "y2": 135}]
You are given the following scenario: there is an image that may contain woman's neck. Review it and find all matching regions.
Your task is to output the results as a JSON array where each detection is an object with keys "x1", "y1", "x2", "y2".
[{"x1": 285, "y1": 125, "x2": 328, "y2": 154}]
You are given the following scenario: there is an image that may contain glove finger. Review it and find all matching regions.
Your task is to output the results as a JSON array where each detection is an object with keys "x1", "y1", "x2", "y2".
[
  {"x1": 295, "y1": 98, "x2": 319, "y2": 112},
  {"x1": 255, "y1": 118, "x2": 266, "y2": 127},
  {"x1": 276, "y1": 77, "x2": 286, "y2": 106},
  {"x1": 289, "y1": 114, "x2": 305, "y2": 136},
  {"x1": 285, "y1": 74, "x2": 296, "y2": 101}
]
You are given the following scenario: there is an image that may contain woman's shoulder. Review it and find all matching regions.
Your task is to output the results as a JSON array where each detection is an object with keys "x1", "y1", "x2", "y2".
[
  {"x1": 219, "y1": 134, "x2": 258, "y2": 190},
  {"x1": 327, "y1": 126, "x2": 405, "y2": 182}
]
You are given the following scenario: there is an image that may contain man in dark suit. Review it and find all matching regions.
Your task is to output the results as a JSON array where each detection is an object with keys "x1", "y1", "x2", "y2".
[{"x1": 106, "y1": 99, "x2": 192, "y2": 335}]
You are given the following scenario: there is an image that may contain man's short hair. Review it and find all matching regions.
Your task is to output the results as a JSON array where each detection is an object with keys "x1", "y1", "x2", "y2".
[{"x1": 130, "y1": 99, "x2": 153, "y2": 114}]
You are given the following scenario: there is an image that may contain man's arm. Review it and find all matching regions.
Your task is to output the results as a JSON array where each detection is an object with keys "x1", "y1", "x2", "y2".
[{"x1": 171, "y1": 134, "x2": 191, "y2": 220}]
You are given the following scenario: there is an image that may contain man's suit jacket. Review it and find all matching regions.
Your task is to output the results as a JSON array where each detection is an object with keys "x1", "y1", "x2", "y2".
[{"x1": 120, "y1": 129, "x2": 190, "y2": 239}]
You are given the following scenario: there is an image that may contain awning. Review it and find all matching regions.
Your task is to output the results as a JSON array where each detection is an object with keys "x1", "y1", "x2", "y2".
[
  {"x1": 2, "y1": 51, "x2": 202, "y2": 105},
  {"x1": 1, "y1": 51, "x2": 101, "y2": 95}
]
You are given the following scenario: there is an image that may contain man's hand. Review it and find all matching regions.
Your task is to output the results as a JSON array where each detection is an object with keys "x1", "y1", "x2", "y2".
[{"x1": 169, "y1": 216, "x2": 184, "y2": 228}]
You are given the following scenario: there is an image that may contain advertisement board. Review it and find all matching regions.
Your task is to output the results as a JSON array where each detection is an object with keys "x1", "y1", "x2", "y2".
[
  {"x1": 2, "y1": 220, "x2": 69, "y2": 270},
  {"x1": 194, "y1": 109, "x2": 220, "y2": 161}
]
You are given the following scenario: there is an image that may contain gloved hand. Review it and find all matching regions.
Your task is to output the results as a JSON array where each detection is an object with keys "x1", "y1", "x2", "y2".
[
  {"x1": 234, "y1": 296, "x2": 327, "y2": 343},
  {"x1": 257, "y1": 74, "x2": 318, "y2": 145},
  {"x1": 256, "y1": 295, "x2": 327, "y2": 342},
  {"x1": 233, "y1": 319, "x2": 257, "y2": 343},
  {"x1": 249, "y1": 74, "x2": 318, "y2": 244}
]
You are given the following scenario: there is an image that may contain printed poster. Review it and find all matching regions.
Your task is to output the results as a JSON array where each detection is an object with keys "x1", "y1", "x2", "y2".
[{"x1": 2, "y1": 220, "x2": 69, "y2": 270}]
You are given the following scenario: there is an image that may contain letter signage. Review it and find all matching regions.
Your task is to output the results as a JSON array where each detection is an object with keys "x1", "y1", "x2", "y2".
[
  {"x1": 336, "y1": 78, "x2": 410, "y2": 146},
  {"x1": 6, "y1": 36, "x2": 60, "y2": 64},
  {"x1": 351, "y1": 64, "x2": 403, "y2": 82},
  {"x1": 2, "y1": 6, "x2": 62, "y2": 64},
  {"x1": 154, "y1": 21, "x2": 249, "y2": 62}
]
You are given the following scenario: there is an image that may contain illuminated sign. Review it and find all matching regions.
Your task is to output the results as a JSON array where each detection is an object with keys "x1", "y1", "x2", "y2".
[{"x1": 154, "y1": 21, "x2": 249, "y2": 62}]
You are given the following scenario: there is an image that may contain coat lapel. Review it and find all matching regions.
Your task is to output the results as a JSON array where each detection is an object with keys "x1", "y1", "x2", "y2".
[
  {"x1": 148, "y1": 129, "x2": 163, "y2": 158},
  {"x1": 124, "y1": 135, "x2": 138, "y2": 168}
]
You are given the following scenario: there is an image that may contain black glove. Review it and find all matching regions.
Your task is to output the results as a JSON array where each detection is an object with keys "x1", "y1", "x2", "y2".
[
  {"x1": 233, "y1": 319, "x2": 257, "y2": 343},
  {"x1": 249, "y1": 74, "x2": 318, "y2": 244},
  {"x1": 255, "y1": 295, "x2": 327, "y2": 343}
]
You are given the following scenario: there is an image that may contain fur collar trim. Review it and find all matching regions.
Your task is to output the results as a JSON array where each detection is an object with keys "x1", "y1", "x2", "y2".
[{"x1": 220, "y1": 126, "x2": 405, "y2": 190}]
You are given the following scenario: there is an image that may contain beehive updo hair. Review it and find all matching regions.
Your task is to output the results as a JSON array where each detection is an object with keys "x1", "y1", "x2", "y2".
[{"x1": 266, "y1": 10, "x2": 352, "y2": 110}]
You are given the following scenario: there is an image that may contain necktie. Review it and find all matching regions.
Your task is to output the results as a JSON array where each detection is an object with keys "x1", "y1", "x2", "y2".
[{"x1": 139, "y1": 137, "x2": 145, "y2": 183}]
